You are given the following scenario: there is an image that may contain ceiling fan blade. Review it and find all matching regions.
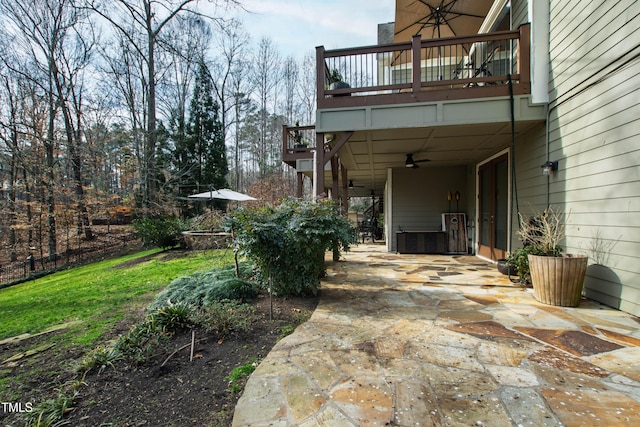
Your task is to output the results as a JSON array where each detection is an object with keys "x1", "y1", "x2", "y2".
[{"x1": 405, "y1": 153, "x2": 430, "y2": 168}]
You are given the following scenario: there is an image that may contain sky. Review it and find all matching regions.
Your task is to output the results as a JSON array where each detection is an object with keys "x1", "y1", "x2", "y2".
[{"x1": 220, "y1": 0, "x2": 396, "y2": 58}]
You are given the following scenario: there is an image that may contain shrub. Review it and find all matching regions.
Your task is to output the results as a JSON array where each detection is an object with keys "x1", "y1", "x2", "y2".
[
  {"x1": 26, "y1": 380, "x2": 84, "y2": 427},
  {"x1": 506, "y1": 245, "x2": 547, "y2": 284},
  {"x1": 153, "y1": 303, "x2": 193, "y2": 332},
  {"x1": 76, "y1": 345, "x2": 123, "y2": 375},
  {"x1": 517, "y1": 206, "x2": 565, "y2": 256},
  {"x1": 132, "y1": 215, "x2": 186, "y2": 249},
  {"x1": 191, "y1": 300, "x2": 256, "y2": 335},
  {"x1": 226, "y1": 198, "x2": 357, "y2": 296},
  {"x1": 189, "y1": 210, "x2": 226, "y2": 231},
  {"x1": 201, "y1": 278, "x2": 258, "y2": 304},
  {"x1": 114, "y1": 316, "x2": 170, "y2": 365},
  {"x1": 508, "y1": 206, "x2": 566, "y2": 284},
  {"x1": 149, "y1": 263, "x2": 257, "y2": 310}
]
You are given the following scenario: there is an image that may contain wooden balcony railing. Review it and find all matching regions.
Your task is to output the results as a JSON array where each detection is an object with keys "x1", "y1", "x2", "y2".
[
  {"x1": 282, "y1": 124, "x2": 316, "y2": 167},
  {"x1": 317, "y1": 24, "x2": 530, "y2": 109}
]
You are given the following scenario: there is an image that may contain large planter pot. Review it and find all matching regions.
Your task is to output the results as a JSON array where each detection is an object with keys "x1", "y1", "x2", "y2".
[
  {"x1": 328, "y1": 81, "x2": 351, "y2": 97},
  {"x1": 496, "y1": 259, "x2": 511, "y2": 275},
  {"x1": 528, "y1": 254, "x2": 588, "y2": 307}
]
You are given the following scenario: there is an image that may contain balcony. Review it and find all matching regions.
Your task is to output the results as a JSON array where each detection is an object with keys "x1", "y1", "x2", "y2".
[
  {"x1": 283, "y1": 24, "x2": 540, "y2": 199},
  {"x1": 281, "y1": 124, "x2": 317, "y2": 169},
  {"x1": 316, "y1": 24, "x2": 530, "y2": 110}
]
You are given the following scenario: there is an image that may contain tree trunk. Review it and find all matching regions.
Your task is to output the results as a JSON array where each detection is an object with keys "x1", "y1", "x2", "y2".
[
  {"x1": 46, "y1": 79, "x2": 57, "y2": 259},
  {"x1": 5, "y1": 77, "x2": 18, "y2": 262},
  {"x1": 58, "y1": 84, "x2": 93, "y2": 240},
  {"x1": 145, "y1": 1, "x2": 157, "y2": 210}
]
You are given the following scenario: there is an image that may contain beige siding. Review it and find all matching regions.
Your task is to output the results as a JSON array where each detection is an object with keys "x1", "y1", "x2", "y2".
[
  {"x1": 511, "y1": 0, "x2": 529, "y2": 28},
  {"x1": 514, "y1": 0, "x2": 640, "y2": 315},
  {"x1": 390, "y1": 167, "x2": 467, "y2": 252}
]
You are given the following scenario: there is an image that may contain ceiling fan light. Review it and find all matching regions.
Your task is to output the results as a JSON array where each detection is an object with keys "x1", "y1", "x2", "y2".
[{"x1": 405, "y1": 154, "x2": 415, "y2": 168}]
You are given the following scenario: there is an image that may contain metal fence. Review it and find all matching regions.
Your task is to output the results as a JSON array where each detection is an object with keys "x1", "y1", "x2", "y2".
[{"x1": 0, "y1": 233, "x2": 138, "y2": 288}]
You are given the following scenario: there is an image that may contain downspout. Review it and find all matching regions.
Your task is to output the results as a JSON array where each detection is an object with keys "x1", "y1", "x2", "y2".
[
  {"x1": 545, "y1": 103, "x2": 551, "y2": 207},
  {"x1": 508, "y1": 75, "x2": 520, "y2": 254}
]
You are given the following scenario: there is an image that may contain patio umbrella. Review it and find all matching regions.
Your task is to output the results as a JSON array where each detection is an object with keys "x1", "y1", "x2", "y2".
[
  {"x1": 394, "y1": 0, "x2": 494, "y2": 42},
  {"x1": 188, "y1": 188, "x2": 257, "y2": 202},
  {"x1": 392, "y1": 0, "x2": 494, "y2": 81}
]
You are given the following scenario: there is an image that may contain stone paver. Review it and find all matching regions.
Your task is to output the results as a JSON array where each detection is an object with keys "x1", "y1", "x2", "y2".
[{"x1": 233, "y1": 244, "x2": 640, "y2": 426}]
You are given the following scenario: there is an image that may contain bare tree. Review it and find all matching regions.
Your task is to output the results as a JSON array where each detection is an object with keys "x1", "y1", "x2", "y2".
[
  {"x1": 229, "y1": 67, "x2": 253, "y2": 191},
  {"x1": 0, "y1": 71, "x2": 21, "y2": 261},
  {"x1": 298, "y1": 52, "x2": 317, "y2": 126},
  {"x1": 282, "y1": 55, "x2": 299, "y2": 126},
  {"x1": 98, "y1": 31, "x2": 147, "y2": 200},
  {"x1": 0, "y1": 0, "x2": 97, "y2": 254},
  {"x1": 157, "y1": 14, "x2": 212, "y2": 131},
  {"x1": 85, "y1": 0, "x2": 232, "y2": 211},
  {"x1": 209, "y1": 18, "x2": 250, "y2": 189},
  {"x1": 209, "y1": 19, "x2": 248, "y2": 139},
  {"x1": 251, "y1": 36, "x2": 281, "y2": 177}
]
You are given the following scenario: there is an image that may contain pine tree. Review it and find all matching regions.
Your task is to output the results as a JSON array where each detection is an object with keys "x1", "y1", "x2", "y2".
[{"x1": 185, "y1": 61, "x2": 228, "y2": 212}]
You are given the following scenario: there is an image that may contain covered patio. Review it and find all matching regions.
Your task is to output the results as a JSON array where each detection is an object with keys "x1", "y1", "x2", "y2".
[{"x1": 233, "y1": 244, "x2": 640, "y2": 426}]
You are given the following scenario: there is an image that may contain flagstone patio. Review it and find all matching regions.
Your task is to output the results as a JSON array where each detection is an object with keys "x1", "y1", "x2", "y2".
[{"x1": 232, "y1": 244, "x2": 640, "y2": 426}]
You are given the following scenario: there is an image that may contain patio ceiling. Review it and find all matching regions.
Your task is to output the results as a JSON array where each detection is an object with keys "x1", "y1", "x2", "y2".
[{"x1": 334, "y1": 120, "x2": 541, "y2": 196}]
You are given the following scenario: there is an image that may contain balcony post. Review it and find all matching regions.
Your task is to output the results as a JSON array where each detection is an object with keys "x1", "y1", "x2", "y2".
[
  {"x1": 412, "y1": 35, "x2": 422, "y2": 94},
  {"x1": 282, "y1": 124, "x2": 288, "y2": 156},
  {"x1": 341, "y1": 163, "x2": 349, "y2": 215},
  {"x1": 296, "y1": 172, "x2": 304, "y2": 198},
  {"x1": 518, "y1": 23, "x2": 531, "y2": 85},
  {"x1": 314, "y1": 132, "x2": 325, "y2": 198},
  {"x1": 316, "y1": 45, "x2": 326, "y2": 109},
  {"x1": 331, "y1": 155, "x2": 339, "y2": 202}
]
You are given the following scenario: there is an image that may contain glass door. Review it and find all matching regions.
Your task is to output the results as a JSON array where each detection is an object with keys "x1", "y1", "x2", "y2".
[{"x1": 478, "y1": 153, "x2": 509, "y2": 260}]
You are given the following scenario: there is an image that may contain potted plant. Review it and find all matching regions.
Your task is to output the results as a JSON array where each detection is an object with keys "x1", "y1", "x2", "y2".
[
  {"x1": 502, "y1": 245, "x2": 545, "y2": 283},
  {"x1": 292, "y1": 120, "x2": 307, "y2": 151},
  {"x1": 327, "y1": 69, "x2": 350, "y2": 93},
  {"x1": 517, "y1": 207, "x2": 588, "y2": 307}
]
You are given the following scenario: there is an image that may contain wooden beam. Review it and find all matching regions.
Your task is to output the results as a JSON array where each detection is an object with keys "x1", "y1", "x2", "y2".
[
  {"x1": 325, "y1": 131, "x2": 353, "y2": 163},
  {"x1": 341, "y1": 162, "x2": 349, "y2": 215},
  {"x1": 315, "y1": 133, "x2": 325, "y2": 198},
  {"x1": 296, "y1": 172, "x2": 304, "y2": 198}
]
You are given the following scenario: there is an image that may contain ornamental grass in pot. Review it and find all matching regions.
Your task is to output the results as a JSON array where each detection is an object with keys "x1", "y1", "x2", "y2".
[{"x1": 517, "y1": 207, "x2": 588, "y2": 307}]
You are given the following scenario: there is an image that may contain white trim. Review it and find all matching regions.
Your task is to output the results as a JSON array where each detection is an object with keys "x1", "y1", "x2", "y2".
[
  {"x1": 385, "y1": 169, "x2": 392, "y2": 252},
  {"x1": 479, "y1": 0, "x2": 510, "y2": 34},
  {"x1": 528, "y1": 0, "x2": 550, "y2": 104},
  {"x1": 475, "y1": 148, "x2": 512, "y2": 256}
]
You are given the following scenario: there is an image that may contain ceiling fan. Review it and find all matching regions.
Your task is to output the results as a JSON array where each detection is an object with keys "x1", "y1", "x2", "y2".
[
  {"x1": 348, "y1": 180, "x2": 364, "y2": 188},
  {"x1": 405, "y1": 153, "x2": 430, "y2": 168}
]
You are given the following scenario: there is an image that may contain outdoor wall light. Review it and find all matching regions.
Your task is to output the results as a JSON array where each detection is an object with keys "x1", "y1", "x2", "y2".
[{"x1": 541, "y1": 160, "x2": 558, "y2": 175}]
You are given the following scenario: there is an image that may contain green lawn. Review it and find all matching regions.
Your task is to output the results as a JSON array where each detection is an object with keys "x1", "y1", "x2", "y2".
[{"x1": 0, "y1": 248, "x2": 233, "y2": 347}]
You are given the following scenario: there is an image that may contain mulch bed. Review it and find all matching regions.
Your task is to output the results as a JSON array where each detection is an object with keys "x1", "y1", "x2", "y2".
[{"x1": 1, "y1": 292, "x2": 318, "y2": 427}]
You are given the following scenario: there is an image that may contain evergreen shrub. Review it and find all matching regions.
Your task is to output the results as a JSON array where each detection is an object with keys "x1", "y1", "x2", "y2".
[
  {"x1": 132, "y1": 216, "x2": 186, "y2": 249},
  {"x1": 225, "y1": 198, "x2": 357, "y2": 296},
  {"x1": 149, "y1": 263, "x2": 257, "y2": 310}
]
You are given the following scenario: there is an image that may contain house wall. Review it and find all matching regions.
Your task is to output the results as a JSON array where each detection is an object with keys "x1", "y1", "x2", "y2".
[
  {"x1": 390, "y1": 166, "x2": 467, "y2": 252},
  {"x1": 511, "y1": 0, "x2": 640, "y2": 315},
  {"x1": 511, "y1": 0, "x2": 528, "y2": 27}
]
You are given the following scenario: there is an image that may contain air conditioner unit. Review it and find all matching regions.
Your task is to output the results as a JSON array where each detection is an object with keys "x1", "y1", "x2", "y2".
[{"x1": 295, "y1": 159, "x2": 331, "y2": 172}]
